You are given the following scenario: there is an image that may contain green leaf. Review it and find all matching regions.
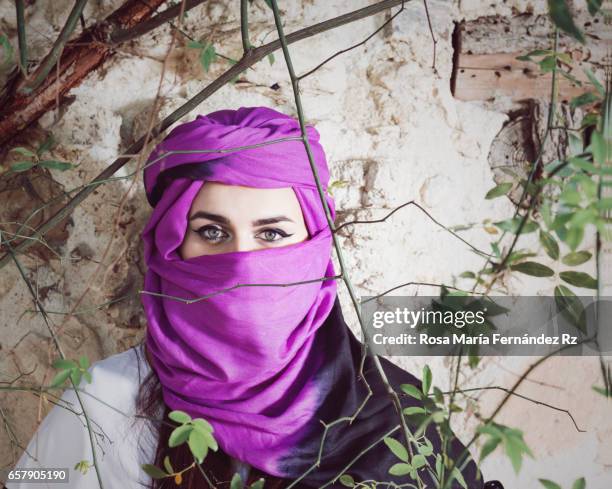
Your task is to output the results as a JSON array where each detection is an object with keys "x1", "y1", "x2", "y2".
[
  {"x1": 339, "y1": 474, "x2": 355, "y2": 487},
  {"x1": 200, "y1": 43, "x2": 217, "y2": 72},
  {"x1": 560, "y1": 186, "x2": 582, "y2": 206},
  {"x1": 505, "y1": 434, "x2": 526, "y2": 473},
  {"x1": 188, "y1": 429, "x2": 209, "y2": 464},
  {"x1": 141, "y1": 463, "x2": 168, "y2": 479},
  {"x1": 169, "y1": 424, "x2": 192, "y2": 448},
  {"x1": 561, "y1": 250, "x2": 592, "y2": 266},
  {"x1": 403, "y1": 406, "x2": 427, "y2": 416},
  {"x1": 485, "y1": 182, "x2": 513, "y2": 199},
  {"x1": 541, "y1": 201, "x2": 553, "y2": 228},
  {"x1": 433, "y1": 386, "x2": 444, "y2": 404},
  {"x1": 539, "y1": 479, "x2": 563, "y2": 489},
  {"x1": 10, "y1": 146, "x2": 36, "y2": 158},
  {"x1": 559, "y1": 68, "x2": 582, "y2": 86},
  {"x1": 435, "y1": 454, "x2": 443, "y2": 479},
  {"x1": 572, "y1": 477, "x2": 586, "y2": 489},
  {"x1": 70, "y1": 369, "x2": 82, "y2": 386},
  {"x1": 192, "y1": 417, "x2": 214, "y2": 433},
  {"x1": 79, "y1": 356, "x2": 90, "y2": 369},
  {"x1": 509, "y1": 261, "x2": 555, "y2": 277},
  {"x1": 384, "y1": 437, "x2": 409, "y2": 462},
  {"x1": 547, "y1": 0, "x2": 585, "y2": 43},
  {"x1": 417, "y1": 439, "x2": 434, "y2": 456},
  {"x1": 539, "y1": 230, "x2": 560, "y2": 260},
  {"x1": 569, "y1": 208, "x2": 597, "y2": 228},
  {"x1": 388, "y1": 462, "x2": 412, "y2": 476},
  {"x1": 37, "y1": 134, "x2": 56, "y2": 154},
  {"x1": 595, "y1": 198, "x2": 612, "y2": 209},
  {"x1": 422, "y1": 365, "x2": 432, "y2": 395},
  {"x1": 493, "y1": 217, "x2": 539, "y2": 234},
  {"x1": 586, "y1": 0, "x2": 603, "y2": 16},
  {"x1": 539, "y1": 55, "x2": 557, "y2": 73},
  {"x1": 39, "y1": 160, "x2": 73, "y2": 171},
  {"x1": 411, "y1": 454, "x2": 426, "y2": 469},
  {"x1": 163, "y1": 455, "x2": 173, "y2": 474},
  {"x1": 200, "y1": 428, "x2": 218, "y2": 451},
  {"x1": 230, "y1": 473, "x2": 243, "y2": 489},
  {"x1": 52, "y1": 358, "x2": 78, "y2": 370},
  {"x1": 187, "y1": 40, "x2": 205, "y2": 49},
  {"x1": 452, "y1": 467, "x2": 468, "y2": 489},
  {"x1": 400, "y1": 383, "x2": 423, "y2": 400},
  {"x1": 583, "y1": 67, "x2": 604, "y2": 96},
  {"x1": 568, "y1": 133, "x2": 584, "y2": 156},
  {"x1": 169, "y1": 410, "x2": 192, "y2": 424},
  {"x1": 559, "y1": 270, "x2": 598, "y2": 289},
  {"x1": 49, "y1": 368, "x2": 72, "y2": 388},
  {"x1": 480, "y1": 437, "x2": 501, "y2": 461},
  {"x1": 477, "y1": 423, "x2": 505, "y2": 439},
  {"x1": 249, "y1": 478, "x2": 266, "y2": 489},
  {"x1": 268, "y1": 53, "x2": 275, "y2": 65},
  {"x1": 565, "y1": 224, "x2": 585, "y2": 251},
  {"x1": 516, "y1": 49, "x2": 552, "y2": 61},
  {"x1": 10, "y1": 161, "x2": 36, "y2": 172},
  {"x1": 590, "y1": 131, "x2": 609, "y2": 166},
  {"x1": 554, "y1": 284, "x2": 587, "y2": 333},
  {"x1": 0, "y1": 33, "x2": 14, "y2": 69},
  {"x1": 500, "y1": 427, "x2": 534, "y2": 475},
  {"x1": 431, "y1": 410, "x2": 446, "y2": 423},
  {"x1": 592, "y1": 385, "x2": 611, "y2": 397},
  {"x1": 459, "y1": 271, "x2": 476, "y2": 279},
  {"x1": 570, "y1": 92, "x2": 599, "y2": 109},
  {"x1": 569, "y1": 156, "x2": 598, "y2": 174},
  {"x1": 82, "y1": 371, "x2": 92, "y2": 383}
]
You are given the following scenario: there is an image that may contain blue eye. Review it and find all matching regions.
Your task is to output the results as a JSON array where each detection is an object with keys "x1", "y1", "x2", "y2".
[
  {"x1": 196, "y1": 225, "x2": 228, "y2": 243},
  {"x1": 257, "y1": 228, "x2": 293, "y2": 242}
]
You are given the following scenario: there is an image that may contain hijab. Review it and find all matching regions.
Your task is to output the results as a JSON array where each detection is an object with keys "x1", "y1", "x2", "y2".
[{"x1": 141, "y1": 106, "x2": 487, "y2": 488}]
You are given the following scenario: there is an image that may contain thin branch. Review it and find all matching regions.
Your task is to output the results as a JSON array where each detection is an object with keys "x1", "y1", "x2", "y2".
[
  {"x1": 335, "y1": 199, "x2": 494, "y2": 259},
  {"x1": 297, "y1": 0, "x2": 406, "y2": 81},
  {"x1": 240, "y1": 0, "x2": 251, "y2": 54},
  {"x1": 18, "y1": 0, "x2": 90, "y2": 94},
  {"x1": 422, "y1": 0, "x2": 437, "y2": 74},
  {"x1": 15, "y1": 0, "x2": 28, "y2": 75},
  {"x1": 439, "y1": 386, "x2": 585, "y2": 433},
  {"x1": 109, "y1": 0, "x2": 208, "y2": 44}
]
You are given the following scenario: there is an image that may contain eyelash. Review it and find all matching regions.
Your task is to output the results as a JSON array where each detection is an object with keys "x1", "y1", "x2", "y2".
[{"x1": 195, "y1": 225, "x2": 294, "y2": 244}]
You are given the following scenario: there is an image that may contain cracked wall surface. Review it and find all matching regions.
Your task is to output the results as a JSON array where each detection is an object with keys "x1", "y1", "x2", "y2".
[{"x1": 0, "y1": 1, "x2": 610, "y2": 487}]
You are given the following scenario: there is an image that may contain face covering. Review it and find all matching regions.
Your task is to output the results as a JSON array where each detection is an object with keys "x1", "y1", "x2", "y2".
[
  {"x1": 142, "y1": 106, "x2": 485, "y2": 488},
  {"x1": 141, "y1": 106, "x2": 338, "y2": 475}
]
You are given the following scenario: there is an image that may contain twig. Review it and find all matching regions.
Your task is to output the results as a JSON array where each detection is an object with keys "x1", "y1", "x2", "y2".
[
  {"x1": 109, "y1": 0, "x2": 207, "y2": 44},
  {"x1": 18, "y1": 0, "x2": 90, "y2": 94}
]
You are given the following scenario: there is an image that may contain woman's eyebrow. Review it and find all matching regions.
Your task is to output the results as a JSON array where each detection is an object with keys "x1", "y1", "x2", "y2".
[{"x1": 189, "y1": 211, "x2": 294, "y2": 226}]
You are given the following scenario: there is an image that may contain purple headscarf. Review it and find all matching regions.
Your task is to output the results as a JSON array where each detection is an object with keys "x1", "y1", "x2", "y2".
[{"x1": 141, "y1": 106, "x2": 338, "y2": 475}]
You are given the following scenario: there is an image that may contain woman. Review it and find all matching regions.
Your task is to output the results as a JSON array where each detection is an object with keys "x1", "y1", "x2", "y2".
[{"x1": 6, "y1": 106, "x2": 503, "y2": 489}]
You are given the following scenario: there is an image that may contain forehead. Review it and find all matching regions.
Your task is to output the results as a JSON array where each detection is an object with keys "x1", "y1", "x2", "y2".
[{"x1": 189, "y1": 181, "x2": 303, "y2": 218}]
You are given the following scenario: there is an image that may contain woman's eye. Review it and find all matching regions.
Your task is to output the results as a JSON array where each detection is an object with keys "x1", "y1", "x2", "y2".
[
  {"x1": 258, "y1": 228, "x2": 293, "y2": 242},
  {"x1": 197, "y1": 226, "x2": 228, "y2": 242}
]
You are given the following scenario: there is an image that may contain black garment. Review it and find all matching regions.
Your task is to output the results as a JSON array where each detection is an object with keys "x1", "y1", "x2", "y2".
[{"x1": 266, "y1": 296, "x2": 494, "y2": 488}]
